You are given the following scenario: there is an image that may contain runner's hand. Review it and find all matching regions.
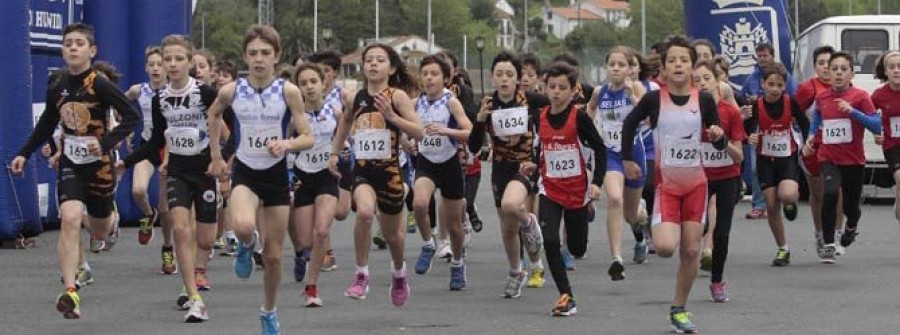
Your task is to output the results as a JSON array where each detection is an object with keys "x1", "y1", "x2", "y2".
[
  {"x1": 519, "y1": 162, "x2": 537, "y2": 176},
  {"x1": 748, "y1": 133, "x2": 759, "y2": 145},
  {"x1": 477, "y1": 97, "x2": 493, "y2": 122},
  {"x1": 624, "y1": 161, "x2": 641, "y2": 180},
  {"x1": 267, "y1": 139, "x2": 289, "y2": 158},
  {"x1": 115, "y1": 161, "x2": 126, "y2": 179},
  {"x1": 327, "y1": 154, "x2": 341, "y2": 179},
  {"x1": 9, "y1": 156, "x2": 26, "y2": 176}
]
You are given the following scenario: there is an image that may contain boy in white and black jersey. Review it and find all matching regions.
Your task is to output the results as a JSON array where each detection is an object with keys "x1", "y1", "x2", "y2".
[{"x1": 120, "y1": 35, "x2": 218, "y2": 323}]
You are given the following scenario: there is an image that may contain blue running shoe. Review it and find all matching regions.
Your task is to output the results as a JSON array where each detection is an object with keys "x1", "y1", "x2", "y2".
[
  {"x1": 294, "y1": 250, "x2": 309, "y2": 282},
  {"x1": 562, "y1": 247, "x2": 576, "y2": 271},
  {"x1": 234, "y1": 241, "x2": 255, "y2": 280},
  {"x1": 449, "y1": 262, "x2": 467, "y2": 291},
  {"x1": 414, "y1": 245, "x2": 436, "y2": 275},
  {"x1": 260, "y1": 310, "x2": 281, "y2": 335}
]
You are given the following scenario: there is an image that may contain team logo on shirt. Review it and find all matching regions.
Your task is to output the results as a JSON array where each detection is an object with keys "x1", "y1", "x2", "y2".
[
  {"x1": 203, "y1": 190, "x2": 216, "y2": 203},
  {"x1": 60, "y1": 101, "x2": 95, "y2": 133}
]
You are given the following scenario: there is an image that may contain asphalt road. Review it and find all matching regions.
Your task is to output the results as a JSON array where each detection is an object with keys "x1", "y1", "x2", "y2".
[{"x1": 3, "y1": 171, "x2": 900, "y2": 335}]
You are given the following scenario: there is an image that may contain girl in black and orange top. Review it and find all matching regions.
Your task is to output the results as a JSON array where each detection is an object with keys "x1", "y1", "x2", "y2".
[{"x1": 326, "y1": 43, "x2": 424, "y2": 307}]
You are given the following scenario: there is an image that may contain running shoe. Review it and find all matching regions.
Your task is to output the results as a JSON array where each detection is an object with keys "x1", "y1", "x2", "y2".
[
  {"x1": 710, "y1": 281, "x2": 728, "y2": 303},
  {"x1": 184, "y1": 299, "x2": 209, "y2": 323},
  {"x1": 195, "y1": 268, "x2": 211, "y2": 291},
  {"x1": 75, "y1": 267, "x2": 94, "y2": 288},
  {"x1": 414, "y1": 245, "x2": 436, "y2": 275},
  {"x1": 819, "y1": 245, "x2": 836, "y2": 264},
  {"x1": 260, "y1": 310, "x2": 281, "y2": 335},
  {"x1": 436, "y1": 239, "x2": 453, "y2": 259},
  {"x1": 744, "y1": 208, "x2": 767, "y2": 220},
  {"x1": 840, "y1": 227, "x2": 858, "y2": 248},
  {"x1": 551, "y1": 293, "x2": 578, "y2": 317},
  {"x1": 406, "y1": 212, "x2": 417, "y2": 234},
  {"x1": 373, "y1": 229, "x2": 387, "y2": 249},
  {"x1": 253, "y1": 251, "x2": 265, "y2": 269},
  {"x1": 526, "y1": 268, "x2": 545, "y2": 288},
  {"x1": 221, "y1": 238, "x2": 237, "y2": 257},
  {"x1": 449, "y1": 262, "x2": 467, "y2": 291},
  {"x1": 669, "y1": 307, "x2": 698, "y2": 334},
  {"x1": 815, "y1": 234, "x2": 824, "y2": 251},
  {"x1": 321, "y1": 251, "x2": 337, "y2": 272},
  {"x1": 213, "y1": 237, "x2": 224, "y2": 250},
  {"x1": 161, "y1": 246, "x2": 177, "y2": 275},
  {"x1": 138, "y1": 209, "x2": 157, "y2": 245},
  {"x1": 783, "y1": 203, "x2": 798, "y2": 221},
  {"x1": 503, "y1": 272, "x2": 526, "y2": 298},
  {"x1": 344, "y1": 273, "x2": 370, "y2": 300},
  {"x1": 104, "y1": 215, "x2": 119, "y2": 251},
  {"x1": 834, "y1": 231, "x2": 846, "y2": 256},
  {"x1": 390, "y1": 272, "x2": 410, "y2": 306},
  {"x1": 304, "y1": 285, "x2": 323, "y2": 307},
  {"x1": 470, "y1": 210, "x2": 483, "y2": 233},
  {"x1": 463, "y1": 216, "x2": 474, "y2": 248},
  {"x1": 771, "y1": 249, "x2": 790, "y2": 267},
  {"x1": 177, "y1": 290, "x2": 190, "y2": 310},
  {"x1": 520, "y1": 213, "x2": 543, "y2": 255},
  {"x1": 294, "y1": 251, "x2": 309, "y2": 282},
  {"x1": 634, "y1": 241, "x2": 648, "y2": 264},
  {"x1": 56, "y1": 289, "x2": 81, "y2": 319},
  {"x1": 89, "y1": 237, "x2": 105, "y2": 254},
  {"x1": 699, "y1": 250, "x2": 713, "y2": 271},
  {"x1": 562, "y1": 247, "x2": 577, "y2": 271},
  {"x1": 608, "y1": 260, "x2": 625, "y2": 281},
  {"x1": 234, "y1": 240, "x2": 255, "y2": 280}
]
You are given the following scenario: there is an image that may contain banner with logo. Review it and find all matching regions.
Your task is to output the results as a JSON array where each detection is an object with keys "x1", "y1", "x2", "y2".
[{"x1": 684, "y1": 0, "x2": 793, "y2": 90}]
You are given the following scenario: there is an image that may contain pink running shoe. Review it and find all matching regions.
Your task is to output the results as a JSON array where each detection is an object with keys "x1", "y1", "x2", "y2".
[
  {"x1": 344, "y1": 273, "x2": 370, "y2": 300},
  {"x1": 710, "y1": 281, "x2": 728, "y2": 303},
  {"x1": 390, "y1": 273, "x2": 410, "y2": 307}
]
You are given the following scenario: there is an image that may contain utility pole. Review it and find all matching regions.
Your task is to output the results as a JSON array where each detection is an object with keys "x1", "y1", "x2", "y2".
[
  {"x1": 524, "y1": 0, "x2": 529, "y2": 52},
  {"x1": 258, "y1": 0, "x2": 273, "y2": 25},
  {"x1": 314, "y1": 0, "x2": 318, "y2": 52},
  {"x1": 201, "y1": 13, "x2": 206, "y2": 49},
  {"x1": 375, "y1": 0, "x2": 380, "y2": 41},
  {"x1": 641, "y1": 0, "x2": 646, "y2": 54},
  {"x1": 427, "y1": 0, "x2": 432, "y2": 53}
]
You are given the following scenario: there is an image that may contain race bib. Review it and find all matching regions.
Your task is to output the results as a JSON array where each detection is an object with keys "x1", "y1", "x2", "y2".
[
  {"x1": 355, "y1": 129, "x2": 391, "y2": 160},
  {"x1": 491, "y1": 107, "x2": 528, "y2": 137},
  {"x1": 165, "y1": 127, "x2": 201, "y2": 156},
  {"x1": 63, "y1": 136, "x2": 100, "y2": 165},
  {"x1": 242, "y1": 124, "x2": 282, "y2": 157},
  {"x1": 419, "y1": 135, "x2": 446, "y2": 155},
  {"x1": 761, "y1": 132, "x2": 791, "y2": 157},
  {"x1": 663, "y1": 136, "x2": 700, "y2": 167},
  {"x1": 701, "y1": 142, "x2": 733, "y2": 168},
  {"x1": 297, "y1": 142, "x2": 330, "y2": 172},
  {"x1": 601, "y1": 121, "x2": 623, "y2": 149},
  {"x1": 890, "y1": 117, "x2": 900, "y2": 138},
  {"x1": 823, "y1": 118, "x2": 852, "y2": 144},
  {"x1": 545, "y1": 148, "x2": 581, "y2": 179}
]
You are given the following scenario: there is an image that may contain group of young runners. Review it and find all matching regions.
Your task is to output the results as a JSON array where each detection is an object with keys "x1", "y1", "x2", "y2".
[{"x1": 10, "y1": 21, "x2": 900, "y2": 335}]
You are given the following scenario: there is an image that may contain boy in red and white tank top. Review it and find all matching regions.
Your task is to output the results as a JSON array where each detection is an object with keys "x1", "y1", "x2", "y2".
[{"x1": 621, "y1": 35, "x2": 725, "y2": 334}]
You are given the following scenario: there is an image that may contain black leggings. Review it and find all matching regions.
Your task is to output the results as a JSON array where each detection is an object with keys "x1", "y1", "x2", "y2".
[
  {"x1": 637, "y1": 160, "x2": 657, "y2": 241},
  {"x1": 465, "y1": 173, "x2": 481, "y2": 218},
  {"x1": 539, "y1": 195, "x2": 590, "y2": 296},
  {"x1": 821, "y1": 163, "x2": 864, "y2": 244},
  {"x1": 707, "y1": 177, "x2": 740, "y2": 283}
]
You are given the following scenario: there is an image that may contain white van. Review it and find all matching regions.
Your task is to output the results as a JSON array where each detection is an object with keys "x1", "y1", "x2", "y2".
[{"x1": 795, "y1": 15, "x2": 900, "y2": 199}]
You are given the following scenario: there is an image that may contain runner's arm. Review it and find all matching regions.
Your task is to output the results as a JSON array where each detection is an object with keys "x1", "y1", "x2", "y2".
[
  {"x1": 96, "y1": 77, "x2": 140, "y2": 152},
  {"x1": 577, "y1": 110, "x2": 606, "y2": 187},
  {"x1": 123, "y1": 94, "x2": 167, "y2": 167},
  {"x1": 17, "y1": 99, "x2": 60, "y2": 159}
]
